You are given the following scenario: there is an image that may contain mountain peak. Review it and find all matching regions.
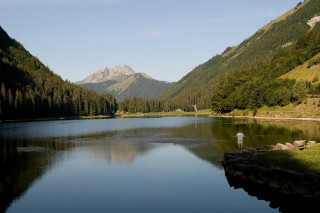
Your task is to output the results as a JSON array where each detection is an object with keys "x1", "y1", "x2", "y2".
[
  {"x1": 76, "y1": 65, "x2": 136, "y2": 84},
  {"x1": 110, "y1": 65, "x2": 135, "y2": 76}
]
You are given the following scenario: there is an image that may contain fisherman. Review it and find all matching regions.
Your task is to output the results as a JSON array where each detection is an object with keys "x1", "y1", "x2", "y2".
[{"x1": 236, "y1": 130, "x2": 245, "y2": 150}]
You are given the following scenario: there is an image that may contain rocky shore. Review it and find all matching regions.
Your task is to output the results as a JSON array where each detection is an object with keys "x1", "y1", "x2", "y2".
[{"x1": 222, "y1": 141, "x2": 320, "y2": 212}]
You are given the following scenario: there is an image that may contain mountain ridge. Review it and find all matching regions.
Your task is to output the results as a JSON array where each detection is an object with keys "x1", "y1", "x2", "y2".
[
  {"x1": 77, "y1": 65, "x2": 174, "y2": 101},
  {"x1": 77, "y1": 65, "x2": 137, "y2": 84}
]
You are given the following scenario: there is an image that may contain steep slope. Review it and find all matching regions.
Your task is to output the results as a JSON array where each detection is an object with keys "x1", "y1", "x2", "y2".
[
  {"x1": 279, "y1": 52, "x2": 320, "y2": 82},
  {"x1": 0, "y1": 26, "x2": 117, "y2": 119},
  {"x1": 78, "y1": 66, "x2": 174, "y2": 101},
  {"x1": 210, "y1": 22, "x2": 320, "y2": 113},
  {"x1": 162, "y1": 0, "x2": 320, "y2": 101}
]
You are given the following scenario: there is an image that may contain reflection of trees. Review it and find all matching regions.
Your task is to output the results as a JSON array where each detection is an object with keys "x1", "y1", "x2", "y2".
[
  {"x1": 162, "y1": 121, "x2": 215, "y2": 140},
  {"x1": 188, "y1": 143, "x2": 224, "y2": 169},
  {"x1": 0, "y1": 139, "x2": 67, "y2": 212}
]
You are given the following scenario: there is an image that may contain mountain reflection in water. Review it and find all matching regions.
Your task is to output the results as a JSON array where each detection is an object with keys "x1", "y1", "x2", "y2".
[{"x1": 1, "y1": 117, "x2": 320, "y2": 212}]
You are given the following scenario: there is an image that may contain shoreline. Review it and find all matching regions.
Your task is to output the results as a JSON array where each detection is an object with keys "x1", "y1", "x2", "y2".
[
  {"x1": 0, "y1": 115, "x2": 113, "y2": 123},
  {"x1": 117, "y1": 111, "x2": 211, "y2": 118},
  {"x1": 2, "y1": 112, "x2": 320, "y2": 123},
  {"x1": 210, "y1": 115, "x2": 320, "y2": 122}
]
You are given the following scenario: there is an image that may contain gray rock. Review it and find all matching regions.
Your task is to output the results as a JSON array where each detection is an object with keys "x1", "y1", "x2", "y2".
[
  {"x1": 277, "y1": 143, "x2": 289, "y2": 150},
  {"x1": 293, "y1": 140, "x2": 305, "y2": 147},
  {"x1": 286, "y1": 143, "x2": 295, "y2": 149},
  {"x1": 307, "y1": 141, "x2": 316, "y2": 145}
]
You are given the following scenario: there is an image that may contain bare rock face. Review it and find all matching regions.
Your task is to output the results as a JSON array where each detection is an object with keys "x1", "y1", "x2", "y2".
[
  {"x1": 307, "y1": 15, "x2": 320, "y2": 29},
  {"x1": 109, "y1": 65, "x2": 135, "y2": 76},
  {"x1": 76, "y1": 65, "x2": 137, "y2": 85}
]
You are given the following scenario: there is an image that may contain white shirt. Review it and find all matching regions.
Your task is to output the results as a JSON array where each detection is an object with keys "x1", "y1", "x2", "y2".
[{"x1": 236, "y1": 133, "x2": 244, "y2": 141}]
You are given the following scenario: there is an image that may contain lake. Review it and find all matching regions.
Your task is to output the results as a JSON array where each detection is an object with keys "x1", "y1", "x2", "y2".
[{"x1": 1, "y1": 116, "x2": 319, "y2": 213}]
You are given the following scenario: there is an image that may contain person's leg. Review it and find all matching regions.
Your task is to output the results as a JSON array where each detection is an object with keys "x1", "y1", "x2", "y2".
[{"x1": 238, "y1": 141, "x2": 243, "y2": 149}]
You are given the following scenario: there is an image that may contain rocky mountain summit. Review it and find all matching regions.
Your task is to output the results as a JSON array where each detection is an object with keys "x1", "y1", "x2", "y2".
[
  {"x1": 76, "y1": 65, "x2": 146, "y2": 84},
  {"x1": 77, "y1": 65, "x2": 174, "y2": 101}
]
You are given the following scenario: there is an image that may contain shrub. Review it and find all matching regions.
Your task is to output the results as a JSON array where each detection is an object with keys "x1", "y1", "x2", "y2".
[
  {"x1": 308, "y1": 57, "x2": 320, "y2": 68},
  {"x1": 312, "y1": 76, "x2": 318, "y2": 83},
  {"x1": 292, "y1": 80, "x2": 308, "y2": 103},
  {"x1": 253, "y1": 107, "x2": 258, "y2": 116}
]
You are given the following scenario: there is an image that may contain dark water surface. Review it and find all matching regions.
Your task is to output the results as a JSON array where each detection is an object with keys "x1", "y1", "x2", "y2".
[{"x1": 1, "y1": 117, "x2": 319, "y2": 213}]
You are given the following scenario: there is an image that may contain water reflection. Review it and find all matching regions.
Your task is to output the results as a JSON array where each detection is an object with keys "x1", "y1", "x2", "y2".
[
  {"x1": 0, "y1": 117, "x2": 320, "y2": 212},
  {"x1": 0, "y1": 141, "x2": 60, "y2": 212},
  {"x1": 225, "y1": 170, "x2": 319, "y2": 213},
  {"x1": 87, "y1": 140, "x2": 153, "y2": 164}
]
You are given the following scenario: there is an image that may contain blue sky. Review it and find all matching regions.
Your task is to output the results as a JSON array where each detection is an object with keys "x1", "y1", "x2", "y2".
[{"x1": 0, "y1": 0, "x2": 301, "y2": 82}]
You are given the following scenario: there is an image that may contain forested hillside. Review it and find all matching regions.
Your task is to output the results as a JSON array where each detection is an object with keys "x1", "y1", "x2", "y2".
[
  {"x1": 0, "y1": 26, "x2": 117, "y2": 120},
  {"x1": 211, "y1": 24, "x2": 320, "y2": 113},
  {"x1": 162, "y1": 0, "x2": 320, "y2": 109}
]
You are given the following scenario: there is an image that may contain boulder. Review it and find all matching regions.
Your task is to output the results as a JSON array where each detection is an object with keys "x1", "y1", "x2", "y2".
[
  {"x1": 277, "y1": 143, "x2": 289, "y2": 150},
  {"x1": 293, "y1": 140, "x2": 305, "y2": 147},
  {"x1": 286, "y1": 143, "x2": 295, "y2": 149},
  {"x1": 307, "y1": 141, "x2": 316, "y2": 145}
]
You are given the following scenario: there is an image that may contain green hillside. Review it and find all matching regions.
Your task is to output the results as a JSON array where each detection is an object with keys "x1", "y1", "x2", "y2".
[
  {"x1": 0, "y1": 26, "x2": 117, "y2": 120},
  {"x1": 210, "y1": 23, "x2": 320, "y2": 113},
  {"x1": 162, "y1": 0, "x2": 320, "y2": 107},
  {"x1": 279, "y1": 52, "x2": 320, "y2": 82}
]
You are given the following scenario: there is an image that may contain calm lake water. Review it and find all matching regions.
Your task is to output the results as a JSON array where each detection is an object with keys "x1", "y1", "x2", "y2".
[{"x1": 1, "y1": 116, "x2": 320, "y2": 213}]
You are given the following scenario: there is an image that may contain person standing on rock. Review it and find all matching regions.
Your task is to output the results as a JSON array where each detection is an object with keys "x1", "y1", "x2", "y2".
[{"x1": 236, "y1": 130, "x2": 245, "y2": 150}]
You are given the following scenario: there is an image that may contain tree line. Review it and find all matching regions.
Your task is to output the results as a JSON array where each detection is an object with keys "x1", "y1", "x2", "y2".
[{"x1": 118, "y1": 95, "x2": 204, "y2": 113}]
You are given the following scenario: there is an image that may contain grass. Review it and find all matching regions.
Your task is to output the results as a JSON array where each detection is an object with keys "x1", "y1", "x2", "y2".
[
  {"x1": 256, "y1": 144, "x2": 320, "y2": 175},
  {"x1": 79, "y1": 115, "x2": 111, "y2": 119},
  {"x1": 279, "y1": 52, "x2": 320, "y2": 82},
  {"x1": 214, "y1": 97, "x2": 320, "y2": 119}
]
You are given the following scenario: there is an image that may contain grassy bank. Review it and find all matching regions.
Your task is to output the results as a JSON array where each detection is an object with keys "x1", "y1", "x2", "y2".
[
  {"x1": 116, "y1": 110, "x2": 211, "y2": 117},
  {"x1": 256, "y1": 144, "x2": 320, "y2": 175},
  {"x1": 212, "y1": 97, "x2": 320, "y2": 119}
]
